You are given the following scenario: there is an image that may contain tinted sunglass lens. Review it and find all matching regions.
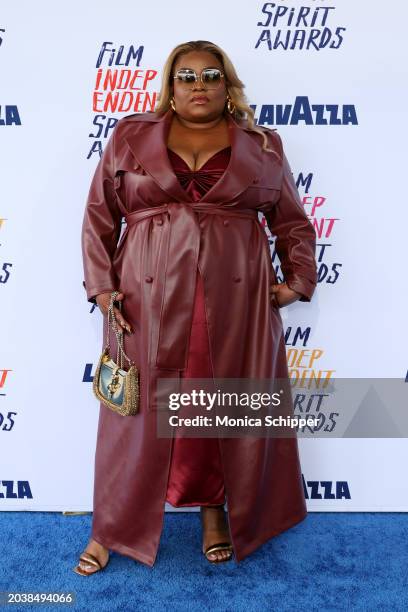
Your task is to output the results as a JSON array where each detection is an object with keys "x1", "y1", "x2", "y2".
[
  {"x1": 202, "y1": 69, "x2": 221, "y2": 85},
  {"x1": 176, "y1": 70, "x2": 196, "y2": 84}
]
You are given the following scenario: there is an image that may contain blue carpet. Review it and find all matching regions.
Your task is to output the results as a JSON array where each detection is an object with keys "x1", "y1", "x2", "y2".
[{"x1": 0, "y1": 512, "x2": 407, "y2": 611}]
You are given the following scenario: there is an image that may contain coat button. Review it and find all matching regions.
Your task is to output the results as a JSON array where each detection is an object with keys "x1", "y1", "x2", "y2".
[
  {"x1": 223, "y1": 219, "x2": 229, "y2": 226},
  {"x1": 156, "y1": 218, "x2": 163, "y2": 226},
  {"x1": 145, "y1": 275, "x2": 153, "y2": 283},
  {"x1": 233, "y1": 276, "x2": 241, "y2": 282}
]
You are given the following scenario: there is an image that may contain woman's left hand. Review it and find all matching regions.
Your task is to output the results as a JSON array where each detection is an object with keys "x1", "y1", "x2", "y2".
[{"x1": 270, "y1": 282, "x2": 303, "y2": 308}]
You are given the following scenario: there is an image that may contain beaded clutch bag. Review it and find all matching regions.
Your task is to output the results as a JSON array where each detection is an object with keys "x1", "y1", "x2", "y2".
[{"x1": 92, "y1": 291, "x2": 140, "y2": 416}]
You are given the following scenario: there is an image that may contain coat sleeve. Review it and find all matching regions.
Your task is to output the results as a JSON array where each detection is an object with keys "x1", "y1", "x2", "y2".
[
  {"x1": 263, "y1": 131, "x2": 317, "y2": 302},
  {"x1": 81, "y1": 122, "x2": 123, "y2": 304}
]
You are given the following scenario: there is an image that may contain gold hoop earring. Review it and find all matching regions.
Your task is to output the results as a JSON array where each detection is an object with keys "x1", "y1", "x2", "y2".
[
  {"x1": 170, "y1": 97, "x2": 176, "y2": 111},
  {"x1": 226, "y1": 95, "x2": 235, "y2": 115}
]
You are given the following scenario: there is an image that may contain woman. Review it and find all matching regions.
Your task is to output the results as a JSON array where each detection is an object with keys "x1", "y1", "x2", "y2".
[{"x1": 74, "y1": 40, "x2": 317, "y2": 574}]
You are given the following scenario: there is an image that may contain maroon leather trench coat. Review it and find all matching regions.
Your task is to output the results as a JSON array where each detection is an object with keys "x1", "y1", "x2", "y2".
[{"x1": 81, "y1": 107, "x2": 317, "y2": 566}]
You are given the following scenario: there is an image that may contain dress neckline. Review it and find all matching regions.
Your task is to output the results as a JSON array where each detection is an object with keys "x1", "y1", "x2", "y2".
[{"x1": 167, "y1": 146, "x2": 231, "y2": 172}]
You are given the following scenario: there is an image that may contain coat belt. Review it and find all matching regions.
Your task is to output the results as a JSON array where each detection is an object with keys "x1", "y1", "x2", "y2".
[{"x1": 124, "y1": 202, "x2": 259, "y2": 370}]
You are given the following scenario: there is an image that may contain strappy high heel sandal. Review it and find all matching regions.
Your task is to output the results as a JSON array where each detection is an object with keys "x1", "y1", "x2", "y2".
[
  {"x1": 203, "y1": 542, "x2": 233, "y2": 563},
  {"x1": 73, "y1": 550, "x2": 110, "y2": 576},
  {"x1": 200, "y1": 505, "x2": 234, "y2": 564}
]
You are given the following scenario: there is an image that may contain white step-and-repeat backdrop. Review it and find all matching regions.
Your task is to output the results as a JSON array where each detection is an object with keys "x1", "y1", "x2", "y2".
[{"x1": 1, "y1": 1, "x2": 407, "y2": 512}]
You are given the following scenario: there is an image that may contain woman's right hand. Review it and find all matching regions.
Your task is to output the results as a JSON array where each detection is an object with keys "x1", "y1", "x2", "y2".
[{"x1": 95, "y1": 291, "x2": 132, "y2": 334}]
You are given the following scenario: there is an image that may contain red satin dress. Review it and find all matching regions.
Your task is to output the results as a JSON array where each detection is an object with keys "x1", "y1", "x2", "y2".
[{"x1": 165, "y1": 146, "x2": 231, "y2": 507}]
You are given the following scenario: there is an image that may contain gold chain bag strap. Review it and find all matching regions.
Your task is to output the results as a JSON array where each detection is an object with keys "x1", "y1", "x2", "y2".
[{"x1": 92, "y1": 291, "x2": 140, "y2": 416}]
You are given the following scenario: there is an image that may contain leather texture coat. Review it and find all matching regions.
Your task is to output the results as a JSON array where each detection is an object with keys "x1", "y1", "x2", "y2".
[{"x1": 81, "y1": 107, "x2": 317, "y2": 566}]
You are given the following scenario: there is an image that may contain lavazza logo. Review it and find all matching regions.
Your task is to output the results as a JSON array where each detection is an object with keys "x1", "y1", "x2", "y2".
[
  {"x1": 254, "y1": 95, "x2": 358, "y2": 126},
  {"x1": 303, "y1": 477, "x2": 351, "y2": 500}
]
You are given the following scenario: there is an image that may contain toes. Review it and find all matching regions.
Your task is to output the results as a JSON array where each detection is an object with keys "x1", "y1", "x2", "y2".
[
  {"x1": 79, "y1": 562, "x2": 98, "y2": 573},
  {"x1": 206, "y1": 548, "x2": 232, "y2": 562},
  {"x1": 74, "y1": 562, "x2": 98, "y2": 575}
]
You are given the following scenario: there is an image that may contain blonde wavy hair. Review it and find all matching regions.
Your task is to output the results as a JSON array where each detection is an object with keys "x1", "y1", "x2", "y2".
[{"x1": 154, "y1": 40, "x2": 274, "y2": 153}]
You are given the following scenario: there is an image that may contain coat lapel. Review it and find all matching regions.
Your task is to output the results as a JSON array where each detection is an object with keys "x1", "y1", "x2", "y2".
[{"x1": 122, "y1": 108, "x2": 265, "y2": 204}]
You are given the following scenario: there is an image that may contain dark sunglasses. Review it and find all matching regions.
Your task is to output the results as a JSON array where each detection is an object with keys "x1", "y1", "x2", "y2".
[{"x1": 173, "y1": 68, "x2": 225, "y2": 90}]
